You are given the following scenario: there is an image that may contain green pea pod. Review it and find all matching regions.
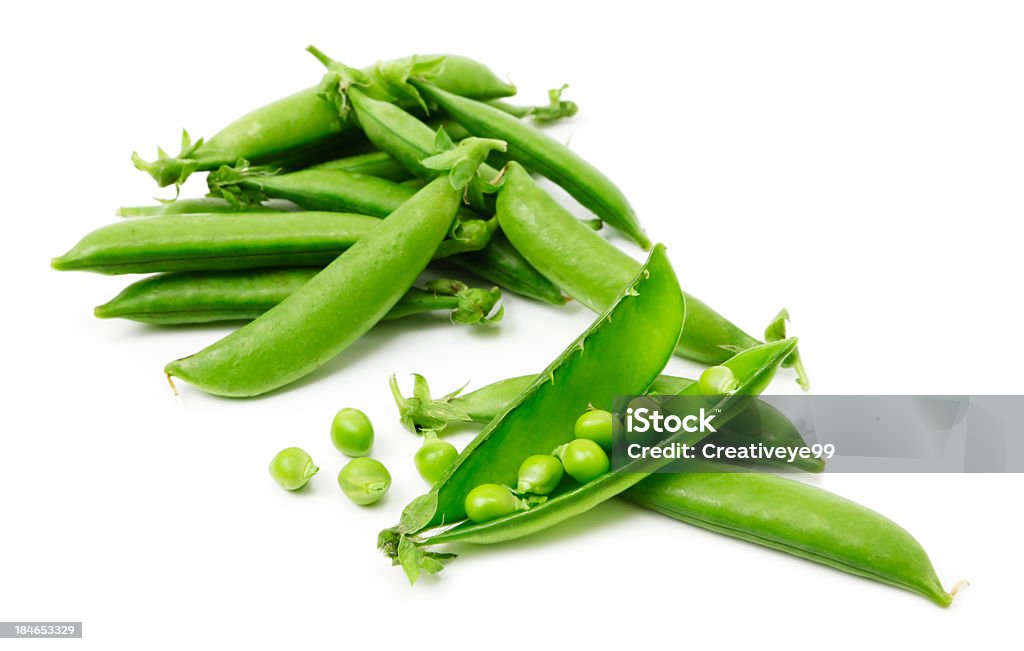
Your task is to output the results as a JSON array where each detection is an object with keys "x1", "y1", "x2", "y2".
[
  {"x1": 95, "y1": 270, "x2": 502, "y2": 327},
  {"x1": 309, "y1": 151, "x2": 414, "y2": 182},
  {"x1": 304, "y1": 51, "x2": 505, "y2": 213},
  {"x1": 117, "y1": 197, "x2": 286, "y2": 217},
  {"x1": 164, "y1": 176, "x2": 463, "y2": 397},
  {"x1": 624, "y1": 465, "x2": 957, "y2": 606},
  {"x1": 207, "y1": 167, "x2": 565, "y2": 304},
  {"x1": 408, "y1": 338, "x2": 793, "y2": 554},
  {"x1": 390, "y1": 373, "x2": 822, "y2": 474},
  {"x1": 496, "y1": 162, "x2": 809, "y2": 387},
  {"x1": 412, "y1": 81, "x2": 650, "y2": 250},
  {"x1": 132, "y1": 53, "x2": 516, "y2": 188},
  {"x1": 52, "y1": 212, "x2": 380, "y2": 274},
  {"x1": 380, "y1": 244, "x2": 686, "y2": 583}
]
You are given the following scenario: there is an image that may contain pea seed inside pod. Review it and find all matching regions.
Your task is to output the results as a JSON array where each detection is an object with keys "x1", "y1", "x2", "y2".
[
  {"x1": 516, "y1": 455, "x2": 564, "y2": 495},
  {"x1": 464, "y1": 484, "x2": 529, "y2": 523},
  {"x1": 698, "y1": 365, "x2": 740, "y2": 395},
  {"x1": 553, "y1": 439, "x2": 610, "y2": 484},
  {"x1": 574, "y1": 409, "x2": 614, "y2": 450},
  {"x1": 415, "y1": 438, "x2": 459, "y2": 484}
]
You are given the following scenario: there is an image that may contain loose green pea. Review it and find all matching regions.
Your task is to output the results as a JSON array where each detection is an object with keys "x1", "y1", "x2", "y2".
[
  {"x1": 574, "y1": 409, "x2": 614, "y2": 450},
  {"x1": 337, "y1": 457, "x2": 391, "y2": 506},
  {"x1": 464, "y1": 484, "x2": 528, "y2": 523},
  {"x1": 269, "y1": 447, "x2": 319, "y2": 491},
  {"x1": 330, "y1": 408, "x2": 374, "y2": 457},
  {"x1": 415, "y1": 438, "x2": 459, "y2": 484},
  {"x1": 554, "y1": 439, "x2": 610, "y2": 484},
  {"x1": 516, "y1": 455, "x2": 564, "y2": 495},
  {"x1": 698, "y1": 365, "x2": 740, "y2": 395}
]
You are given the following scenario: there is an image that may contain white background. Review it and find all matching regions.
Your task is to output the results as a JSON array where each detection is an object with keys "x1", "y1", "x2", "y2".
[{"x1": 2, "y1": 1, "x2": 1022, "y2": 648}]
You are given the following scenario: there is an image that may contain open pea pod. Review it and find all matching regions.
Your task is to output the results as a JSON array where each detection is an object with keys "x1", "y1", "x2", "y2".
[
  {"x1": 380, "y1": 244, "x2": 685, "y2": 582},
  {"x1": 383, "y1": 336, "x2": 797, "y2": 583}
]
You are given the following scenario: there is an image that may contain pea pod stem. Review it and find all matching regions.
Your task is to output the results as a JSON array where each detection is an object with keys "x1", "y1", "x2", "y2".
[{"x1": 95, "y1": 270, "x2": 503, "y2": 327}]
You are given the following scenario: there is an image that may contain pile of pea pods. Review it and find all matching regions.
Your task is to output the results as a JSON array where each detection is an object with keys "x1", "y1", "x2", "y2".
[{"x1": 52, "y1": 49, "x2": 961, "y2": 605}]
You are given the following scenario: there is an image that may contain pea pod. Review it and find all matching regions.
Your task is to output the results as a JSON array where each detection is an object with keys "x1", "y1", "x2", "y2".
[
  {"x1": 207, "y1": 167, "x2": 564, "y2": 304},
  {"x1": 164, "y1": 175, "x2": 463, "y2": 397},
  {"x1": 308, "y1": 50, "x2": 506, "y2": 214},
  {"x1": 132, "y1": 54, "x2": 516, "y2": 187},
  {"x1": 496, "y1": 162, "x2": 809, "y2": 388},
  {"x1": 310, "y1": 151, "x2": 413, "y2": 182},
  {"x1": 52, "y1": 212, "x2": 378, "y2": 274},
  {"x1": 624, "y1": 465, "x2": 957, "y2": 606},
  {"x1": 411, "y1": 81, "x2": 650, "y2": 249},
  {"x1": 390, "y1": 373, "x2": 823, "y2": 473},
  {"x1": 117, "y1": 197, "x2": 287, "y2": 217},
  {"x1": 380, "y1": 244, "x2": 685, "y2": 582},
  {"x1": 405, "y1": 339, "x2": 794, "y2": 549},
  {"x1": 95, "y1": 270, "x2": 503, "y2": 327}
]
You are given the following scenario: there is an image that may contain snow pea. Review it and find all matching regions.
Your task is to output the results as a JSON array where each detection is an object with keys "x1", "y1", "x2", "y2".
[
  {"x1": 52, "y1": 212, "x2": 380, "y2": 275},
  {"x1": 496, "y1": 162, "x2": 810, "y2": 388},
  {"x1": 412, "y1": 82, "x2": 650, "y2": 249},
  {"x1": 624, "y1": 465, "x2": 958, "y2": 607},
  {"x1": 390, "y1": 373, "x2": 823, "y2": 473},
  {"x1": 164, "y1": 175, "x2": 463, "y2": 397},
  {"x1": 207, "y1": 167, "x2": 564, "y2": 304},
  {"x1": 132, "y1": 54, "x2": 516, "y2": 187},
  {"x1": 379, "y1": 244, "x2": 685, "y2": 582},
  {"x1": 95, "y1": 270, "x2": 503, "y2": 327}
]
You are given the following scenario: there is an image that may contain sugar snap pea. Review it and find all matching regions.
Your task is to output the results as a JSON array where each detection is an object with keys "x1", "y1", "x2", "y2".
[
  {"x1": 95, "y1": 269, "x2": 503, "y2": 327},
  {"x1": 624, "y1": 464, "x2": 957, "y2": 606},
  {"x1": 496, "y1": 162, "x2": 809, "y2": 388},
  {"x1": 379, "y1": 244, "x2": 686, "y2": 582},
  {"x1": 390, "y1": 373, "x2": 823, "y2": 473},
  {"x1": 132, "y1": 54, "x2": 516, "y2": 187},
  {"x1": 117, "y1": 197, "x2": 284, "y2": 217},
  {"x1": 207, "y1": 167, "x2": 564, "y2": 304},
  {"x1": 52, "y1": 212, "x2": 379, "y2": 274},
  {"x1": 412, "y1": 81, "x2": 650, "y2": 249},
  {"x1": 164, "y1": 175, "x2": 464, "y2": 397},
  {"x1": 308, "y1": 50, "x2": 506, "y2": 214},
  {"x1": 393, "y1": 338, "x2": 795, "y2": 561},
  {"x1": 310, "y1": 151, "x2": 413, "y2": 182}
]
